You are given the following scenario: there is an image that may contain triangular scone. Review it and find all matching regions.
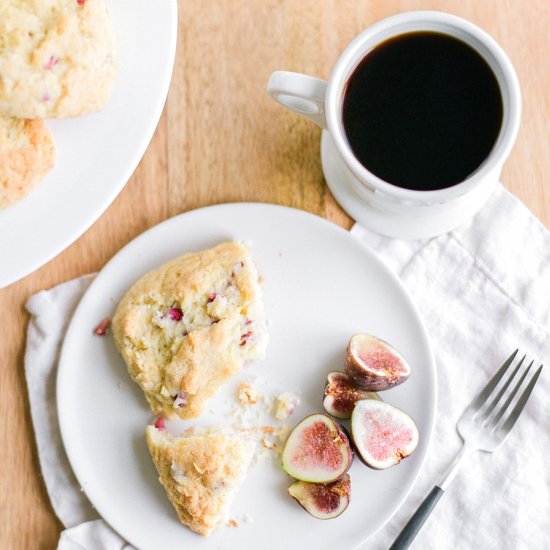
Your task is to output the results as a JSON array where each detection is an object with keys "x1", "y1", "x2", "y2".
[
  {"x1": 146, "y1": 425, "x2": 255, "y2": 536},
  {"x1": 112, "y1": 242, "x2": 268, "y2": 419}
]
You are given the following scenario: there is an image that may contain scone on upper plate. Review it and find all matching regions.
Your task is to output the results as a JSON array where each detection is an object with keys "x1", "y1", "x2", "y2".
[
  {"x1": 0, "y1": 117, "x2": 55, "y2": 208},
  {"x1": 0, "y1": 0, "x2": 117, "y2": 118},
  {"x1": 112, "y1": 242, "x2": 268, "y2": 419},
  {"x1": 146, "y1": 425, "x2": 255, "y2": 536}
]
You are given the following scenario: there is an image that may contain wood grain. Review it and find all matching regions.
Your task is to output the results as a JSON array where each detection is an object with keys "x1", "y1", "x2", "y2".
[{"x1": 1, "y1": 1, "x2": 549, "y2": 547}]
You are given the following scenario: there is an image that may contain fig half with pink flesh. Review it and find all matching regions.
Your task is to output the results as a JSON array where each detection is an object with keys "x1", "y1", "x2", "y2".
[
  {"x1": 282, "y1": 413, "x2": 353, "y2": 483},
  {"x1": 350, "y1": 399, "x2": 419, "y2": 469},
  {"x1": 323, "y1": 371, "x2": 381, "y2": 419},
  {"x1": 345, "y1": 334, "x2": 411, "y2": 391},
  {"x1": 288, "y1": 474, "x2": 351, "y2": 519}
]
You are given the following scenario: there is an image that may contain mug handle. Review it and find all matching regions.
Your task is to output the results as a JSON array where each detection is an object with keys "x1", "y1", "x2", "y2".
[{"x1": 267, "y1": 71, "x2": 328, "y2": 129}]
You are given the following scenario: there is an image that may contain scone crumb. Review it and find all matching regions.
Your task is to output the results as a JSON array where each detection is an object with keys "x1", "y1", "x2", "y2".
[
  {"x1": 228, "y1": 519, "x2": 239, "y2": 528},
  {"x1": 238, "y1": 381, "x2": 260, "y2": 404},
  {"x1": 94, "y1": 317, "x2": 111, "y2": 336},
  {"x1": 193, "y1": 462, "x2": 204, "y2": 475},
  {"x1": 274, "y1": 392, "x2": 300, "y2": 420},
  {"x1": 262, "y1": 434, "x2": 276, "y2": 449},
  {"x1": 260, "y1": 425, "x2": 288, "y2": 453}
]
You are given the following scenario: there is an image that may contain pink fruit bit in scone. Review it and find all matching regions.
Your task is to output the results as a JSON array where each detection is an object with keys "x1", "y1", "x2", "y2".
[
  {"x1": 154, "y1": 417, "x2": 165, "y2": 430},
  {"x1": 94, "y1": 317, "x2": 111, "y2": 336},
  {"x1": 44, "y1": 56, "x2": 58, "y2": 70},
  {"x1": 168, "y1": 308, "x2": 183, "y2": 321},
  {"x1": 240, "y1": 331, "x2": 253, "y2": 346}
]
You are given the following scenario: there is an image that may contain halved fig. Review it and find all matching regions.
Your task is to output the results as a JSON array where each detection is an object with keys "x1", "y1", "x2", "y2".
[
  {"x1": 345, "y1": 334, "x2": 411, "y2": 391},
  {"x1": 350, "y1": 399, "x2": 419, "y2": 469},
  {"x1": 323, "y1": 371, "x2": 381, "y2": 419},
  {"x1": 288, "y1": 474, "x2": 351, "y2": 519},
  {"x1": 282, "y1": 413, "x2": 353, "y2": 483}
]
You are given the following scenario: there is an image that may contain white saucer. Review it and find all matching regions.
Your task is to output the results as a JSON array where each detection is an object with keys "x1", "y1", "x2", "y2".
[{"x1": 321, "y1": 131, "x2": 493, "y2": 239}]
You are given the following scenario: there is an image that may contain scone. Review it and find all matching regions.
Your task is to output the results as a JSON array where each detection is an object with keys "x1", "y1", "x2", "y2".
[
  {"x1": 112, "y1": 242, "x2": 268, "y2": 419},
  {"x1": 0, "y1": 0, "x2": 117, "y2": 118},
  {"x1": 0, "y1": 117, "x2": 55, "y2": 208},
  {"x1": 146, "y1": 425, "x2": 255, "y2": 536}
]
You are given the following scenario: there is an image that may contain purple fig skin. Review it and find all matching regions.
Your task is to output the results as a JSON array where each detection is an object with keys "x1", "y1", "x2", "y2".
[
  {"x1": 288, "y1": 474, "x2": 351, "y2": 519},
  {"x1": 350, "y1": 399, "x2": 419, "y2": 470},
  {"x1": 345, "y1": 334, "x2": 411, "y2": 391},
  {"x1": 323, "y1": 371, "x2": 381, "y2": 419},
  {"x1": 336, "y1": 423, "x2": 354, "y2": 464},
  {"x1": 281, "y1": 413, "x2": 354, "y2": 483}
]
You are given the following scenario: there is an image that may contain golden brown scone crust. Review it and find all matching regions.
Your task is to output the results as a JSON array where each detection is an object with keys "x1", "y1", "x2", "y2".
[
  {"x1": 0, "y1": 117, "x2": 55, "y2": 208},
  {"x1": 0, "y1": 0, "x2": 117, "y2": 118},
  {"x1": 146, "y1": 426, "x2": 255, "y2": 536},
  {"x1": 112, "y1": 242, "x2": 268, "y2": 419}
]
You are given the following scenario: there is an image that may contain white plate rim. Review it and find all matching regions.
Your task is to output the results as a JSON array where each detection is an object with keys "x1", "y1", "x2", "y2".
[{"x1": 57, "y1": 202, "x2": 437, "y2": 549}]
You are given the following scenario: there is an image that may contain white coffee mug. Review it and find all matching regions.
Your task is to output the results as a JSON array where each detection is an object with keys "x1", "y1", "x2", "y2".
[{"x1": 267, "y1": 11, "x2": 521, "y2": 239}]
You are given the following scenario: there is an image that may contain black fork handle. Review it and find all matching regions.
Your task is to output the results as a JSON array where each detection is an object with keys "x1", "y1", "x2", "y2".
[{"x1": 389, "y1": 486, "x2": 445, "y2": 550}]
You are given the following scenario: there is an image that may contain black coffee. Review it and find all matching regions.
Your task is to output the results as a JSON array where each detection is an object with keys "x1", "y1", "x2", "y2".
[{"x1": 342, "y1": 32, "x2": 503, "y2": 191}]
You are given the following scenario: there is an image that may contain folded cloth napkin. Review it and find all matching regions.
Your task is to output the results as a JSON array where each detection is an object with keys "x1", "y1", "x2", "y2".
[
  {"x1": 25, "y1": 276, "x2": 130, "y2": 550},
  {"x1": 25, "y1": 184, "x2": 549, "y2": 550}
]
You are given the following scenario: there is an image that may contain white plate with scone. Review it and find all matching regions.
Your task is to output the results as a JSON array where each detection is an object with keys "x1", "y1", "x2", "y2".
[
  {"x1": 57, "y1": 203, "x2": 437, "y2": 550},
  {"x1": 0, "y1": 0, "x2": 177, "y2": 288}
]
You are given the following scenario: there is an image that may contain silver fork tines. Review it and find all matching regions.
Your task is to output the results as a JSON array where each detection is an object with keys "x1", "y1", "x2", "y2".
[
  {"x1": 497, "y1": 362, "x2": 543, "y2": 436},
  {"x1": 469, "y1": 349, "x2": 519, "y2": 412},
  {"x1": 470, "y1": 350, "x2": 543, "y2": 442},
  {"x1": 486, "y1": 360, "x2": 533, "y2": 430},
  {"x1": 475, "y1": 354, "x2": 525, "y2": 423}
]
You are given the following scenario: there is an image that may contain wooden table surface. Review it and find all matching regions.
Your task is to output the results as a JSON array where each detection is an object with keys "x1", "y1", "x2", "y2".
[{"x1": 2, "y1": 1, "x2": 549, "y2": 547}]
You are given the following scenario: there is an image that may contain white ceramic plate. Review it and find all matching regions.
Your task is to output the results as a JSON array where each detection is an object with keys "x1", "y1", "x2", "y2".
[
  {"x1": 0, "y1": 0, "x2": 178, "y2": 289},
  {"x1": 57, "y1": 203, "x2": 437, "y2": 550}
]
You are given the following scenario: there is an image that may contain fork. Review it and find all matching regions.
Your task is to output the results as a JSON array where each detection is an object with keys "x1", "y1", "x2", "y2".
[{"x1": 389, "y1": 350, "x2": 543, "y2": 550}]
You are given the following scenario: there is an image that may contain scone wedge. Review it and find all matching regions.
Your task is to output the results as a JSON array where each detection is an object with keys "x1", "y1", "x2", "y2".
[
  {"x1": 146, "y1": 425, "x2": 255, "y2": 536},
  {"x1": 0, "y1": 117, "x2": 55, "y2": 208},
  {"x1": 112, "y1": 242, "x2": 268, "y2": 419}
]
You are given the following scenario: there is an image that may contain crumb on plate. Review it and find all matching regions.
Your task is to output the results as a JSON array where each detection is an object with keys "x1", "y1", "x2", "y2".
[
  {"x1": 274, "y1": 392, "x2": 300, "y2": 420},
  {"x1": 238, "y1": 380, "x2": 260, "y2": 405}
]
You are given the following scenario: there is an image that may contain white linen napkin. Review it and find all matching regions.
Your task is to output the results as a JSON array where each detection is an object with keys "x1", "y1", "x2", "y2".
[
  {"x1": 25, "y1": 275, "x2": 130, "y2": 550},
  {"x1": 25, "y1": 183, "x2": 549, "y2": 550}
]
